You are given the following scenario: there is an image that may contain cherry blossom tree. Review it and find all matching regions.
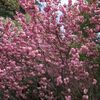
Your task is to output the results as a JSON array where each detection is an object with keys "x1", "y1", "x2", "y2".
[{"x1": 0, "y1": 0, "x2": 100, "y2": 99}]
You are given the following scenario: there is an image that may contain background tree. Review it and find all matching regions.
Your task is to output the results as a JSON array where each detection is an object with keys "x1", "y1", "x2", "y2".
[{"x1": 0, "y1": 0, "x2": 20, "y2": 18}]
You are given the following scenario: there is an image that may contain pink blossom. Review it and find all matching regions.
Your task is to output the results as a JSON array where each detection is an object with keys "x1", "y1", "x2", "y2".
[
  {"x1": 92, "y1": 79, "x2": 97, "y2": 85},
  {"x1": 65, "y1": 95, "x2": 71, "y2": 100},
  {"x1": 56, "y1": 76, "x2": 63, "y2": 86},
  {"x1": 80, "y1": 45, "x2": 89, "y2": 54},
  {"x1": 83, "y1": 88, "x2": 88, "y2": 94},
  {"x1": 82, "y1": 95, "x2": 89, "y2": 100}
]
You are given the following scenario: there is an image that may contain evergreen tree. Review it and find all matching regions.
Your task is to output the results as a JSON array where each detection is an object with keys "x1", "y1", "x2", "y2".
[{"x1": 0, "y1": 0, "x2": 19, "y2": 18}]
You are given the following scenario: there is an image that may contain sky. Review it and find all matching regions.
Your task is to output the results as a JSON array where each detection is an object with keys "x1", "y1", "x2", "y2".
[
  {"x1": 39, "y1": 0, "x2": 77, "y2": 21},
  {"x1": 61, "y1": 0, "x2": 76, "y2": 5}
]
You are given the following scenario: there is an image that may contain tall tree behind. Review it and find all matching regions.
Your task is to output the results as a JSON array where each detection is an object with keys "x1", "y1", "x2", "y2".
[{"x1": 0, "y1": 0, "x2": 19, "y2": 18}]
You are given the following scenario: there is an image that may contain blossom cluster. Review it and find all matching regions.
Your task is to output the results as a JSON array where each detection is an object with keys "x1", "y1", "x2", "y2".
[{"x1": 0, "y1": 0, "x2": 100, "y2": 99}]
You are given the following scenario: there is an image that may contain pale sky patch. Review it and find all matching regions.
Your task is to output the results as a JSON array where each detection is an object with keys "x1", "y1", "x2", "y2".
[{"x1": 61, "y1": 0, "x2": 77, "y2": 5}]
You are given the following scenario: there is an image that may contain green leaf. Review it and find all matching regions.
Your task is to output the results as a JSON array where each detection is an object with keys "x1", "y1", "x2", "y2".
[{"x1": 79, "y1": 54, "x2": 87, "y2": 61}]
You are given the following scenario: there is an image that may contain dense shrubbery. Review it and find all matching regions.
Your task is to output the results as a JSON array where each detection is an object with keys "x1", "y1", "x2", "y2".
[{"x1": 0, "y1": 0, "x2": 100, "y2": 99}]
